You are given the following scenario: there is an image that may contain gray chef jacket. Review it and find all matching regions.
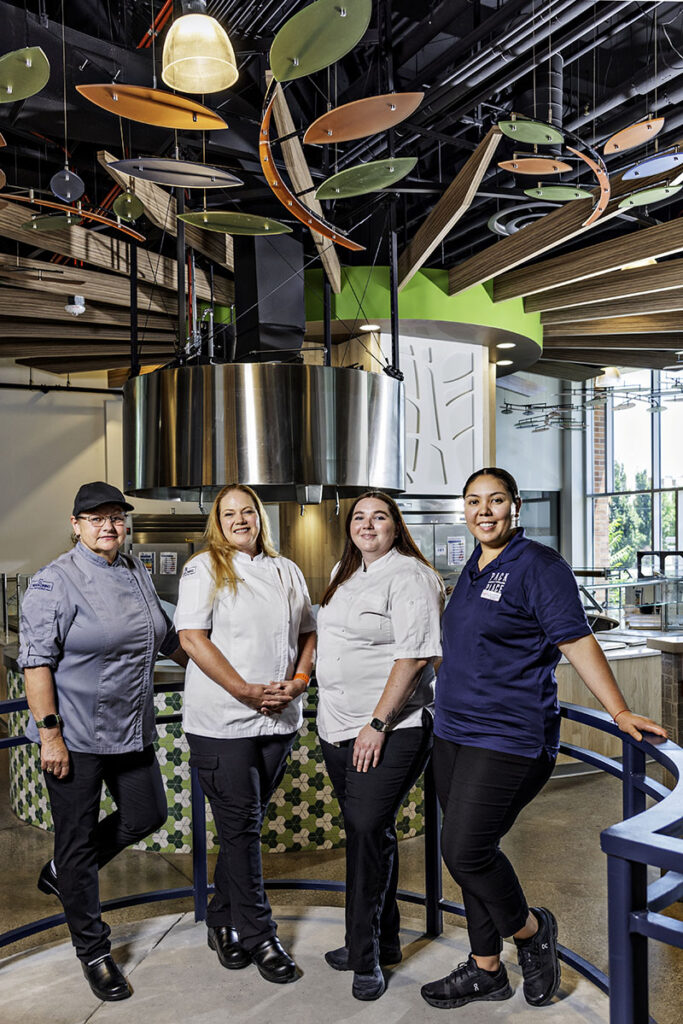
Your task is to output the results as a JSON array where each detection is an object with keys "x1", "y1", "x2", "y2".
[{"x1": 19, "y1": 541, "x2": 178, "y2": 754}]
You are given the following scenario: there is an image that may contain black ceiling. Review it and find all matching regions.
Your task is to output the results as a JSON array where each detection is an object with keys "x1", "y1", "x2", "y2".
[{"x1": 1, "y1": 0, "x2": 683, "y2": 278}]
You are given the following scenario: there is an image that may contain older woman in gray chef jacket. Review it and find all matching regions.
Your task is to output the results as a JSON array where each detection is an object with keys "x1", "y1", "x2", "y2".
[{"x1": 19, "y1": 482, "x2": 186, "y2": 1004}]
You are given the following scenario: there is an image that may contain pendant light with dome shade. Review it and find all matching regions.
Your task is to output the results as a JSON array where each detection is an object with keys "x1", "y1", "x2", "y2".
[{"x1": 161, "y1": 0, "x2": 238, "y2": 95}]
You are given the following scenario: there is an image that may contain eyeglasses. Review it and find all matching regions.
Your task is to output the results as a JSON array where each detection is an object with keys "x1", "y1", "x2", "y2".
[{"x1": 77, "y1": 514, "x2": 127, "y2": 527}]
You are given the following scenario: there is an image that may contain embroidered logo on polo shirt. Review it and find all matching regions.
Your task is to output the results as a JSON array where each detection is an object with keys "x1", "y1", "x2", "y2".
[{"x1": 481, "y1": 571, "x2": 509, "y2": 602}]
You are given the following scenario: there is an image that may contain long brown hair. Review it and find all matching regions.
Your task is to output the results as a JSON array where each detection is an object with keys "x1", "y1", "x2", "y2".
[
  {"x1": 190, "y1": 484, "x2": 277, "y2": 595},
  {"x1": 320, "y1": 490, "x2": 442, "y2": 606}
]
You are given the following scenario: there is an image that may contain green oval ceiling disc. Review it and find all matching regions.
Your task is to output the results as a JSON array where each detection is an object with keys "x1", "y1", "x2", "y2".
[
  {"x1": 177, "y1": 211, "x2": 293, "y2": 235},
  {"x1": 618, "y1": 184, "x2": 682, "y2": 209},
  {"x1": 315, "y1": 157, "x2": 417, "y2": 200},
  {"x1": 498, "y1": 119, "x2": 564, "y2": 145},
  {"x1": 21, "y1": 213, "x2": 83, "y2": 232},
  {"x1": 113, "y1": 191, "x2": 145, "y2": 222},
  {"x1": 0, "y1": 47, "x2": 50, "y2": 104},
  {"x1": 270, "y1": 0, "x2": 372, "y2": 82},
  {"x1": 524, "y1": 184, "x2": 594, "y2": 201}
]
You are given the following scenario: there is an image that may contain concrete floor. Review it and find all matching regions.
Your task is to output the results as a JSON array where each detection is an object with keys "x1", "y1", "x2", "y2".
[{"x1": 0, "y1": 748, "x2": 681, "y2": 1023}]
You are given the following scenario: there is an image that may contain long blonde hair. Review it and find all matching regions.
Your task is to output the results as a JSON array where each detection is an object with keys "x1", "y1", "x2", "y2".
[{"x1": 191, "y1": 484, "x2": 277, "y2": 594}]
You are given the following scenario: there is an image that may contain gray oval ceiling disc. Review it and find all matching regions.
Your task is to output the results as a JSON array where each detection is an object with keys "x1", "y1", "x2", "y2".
[
  {"x1": 50, "y1": 168, "x2": 85, "y2": 202},
  {"x1": 111, "y1": 157, "x2": 243, "y2": 189}
]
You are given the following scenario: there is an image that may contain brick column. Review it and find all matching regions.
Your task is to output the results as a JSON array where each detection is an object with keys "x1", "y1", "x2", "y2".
[
  {"x1": 646, "y1": 637, "x2": 683, "y2": 744},
  {"x1": 592, "y1": 403, "x2": 610, "y2": 569}
]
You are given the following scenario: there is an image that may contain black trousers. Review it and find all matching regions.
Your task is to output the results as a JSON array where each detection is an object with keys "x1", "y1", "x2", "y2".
[
  {"x1": 188, "y1": 731, "x2": 295, "y2": 951},
  {"x1": 432, "y1": 734, "x2": 555, "y2": 956},
  {"x1": 44, "y1": 745, "x2": 167, "y2": 963},
  {"x1": 321, "y1": 719, "x2": 433, "y2": 972}
]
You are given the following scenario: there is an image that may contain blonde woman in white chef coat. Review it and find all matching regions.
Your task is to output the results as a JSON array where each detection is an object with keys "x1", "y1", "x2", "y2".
[
  {"x1": 175, "y1": 484, "x2": 315, "y2": 986},
  {"x1": 316, "y1": 491, "x2": 444, "y2": 1001}
]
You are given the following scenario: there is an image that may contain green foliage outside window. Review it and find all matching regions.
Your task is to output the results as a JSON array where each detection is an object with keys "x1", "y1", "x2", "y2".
[{"x1": 608, "y1": 463, "x2": 652, "y2": 574}]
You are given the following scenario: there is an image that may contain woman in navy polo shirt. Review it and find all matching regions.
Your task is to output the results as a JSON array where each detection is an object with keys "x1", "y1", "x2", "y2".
[{"x1": 421, "y1": 467, "x2": 666, "y2": 1012}]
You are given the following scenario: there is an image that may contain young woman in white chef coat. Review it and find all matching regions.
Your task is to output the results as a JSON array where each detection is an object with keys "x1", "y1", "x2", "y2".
[
  {"x1": 175, "y1": 484, "x2": 315, "y2": 985},
  {"x1": 316, "y1": 491, "x2": 444, "y2": 1001}
]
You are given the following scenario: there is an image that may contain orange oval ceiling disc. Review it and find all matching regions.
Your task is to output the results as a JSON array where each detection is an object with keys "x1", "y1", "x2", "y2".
[
  {"x1": 498, "y1": 157, "x2": 572, "y2": 174},
  {"x1": 259, "y1": 92, "x2": 365, "y2": 252},
  {"x1": 604, "y1": 116, "x2": 665, "y2": 155},
  {"x1": 303, "y1": 92, "x2": 424, "y2": 145},
  {"x1": 76, "y1": 83, "x2": 227, "y2": 131},
  {"x1": 0, "y1": 131, "x2": 6, "y2": 147}
]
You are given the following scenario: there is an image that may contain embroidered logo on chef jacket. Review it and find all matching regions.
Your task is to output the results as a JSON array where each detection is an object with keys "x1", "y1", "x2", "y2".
[
  {"x1": 181, "y1": 565, "x2": 197, "y2": 577},
  {"x1": 481, "y1": 571, "x2": 509, "y2": 602},
  {"x1": 29, "y1": 578, "x2": 53, "y2": 591}
]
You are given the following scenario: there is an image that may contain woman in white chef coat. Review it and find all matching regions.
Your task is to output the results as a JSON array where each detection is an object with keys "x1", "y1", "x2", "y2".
[
  {"x1": 316, "y1": 491, "x2": 444, "y2": 1001},
  {"x1": 175, "y1": 484, "x2": 315, "y2": 986}
]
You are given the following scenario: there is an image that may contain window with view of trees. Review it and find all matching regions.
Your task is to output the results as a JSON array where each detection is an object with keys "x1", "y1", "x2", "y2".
[{"x1": 588, "y1": 370, "x2": 683, "y2": 577}]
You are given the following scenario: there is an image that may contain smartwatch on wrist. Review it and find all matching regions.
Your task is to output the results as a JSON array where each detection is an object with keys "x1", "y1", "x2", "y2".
[
  {"x1": 369, "y1": 717, "x2": 388, "y2": 733},
  {"x1": 35, "y1": 713, "x2": 63, "y2": 730}
]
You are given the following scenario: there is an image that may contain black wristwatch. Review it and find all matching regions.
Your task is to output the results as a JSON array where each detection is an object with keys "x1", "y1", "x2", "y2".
[
  {"x1": 35, "y1": 713, "x2": 63, "y2": 730},
  {"x1": 369, "y1": 717, "x2": 388, "y2": 733}
]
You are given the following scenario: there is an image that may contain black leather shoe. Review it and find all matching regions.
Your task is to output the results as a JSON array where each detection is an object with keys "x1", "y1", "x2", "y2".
[
  {"x1": 250, "y1": 937, "x2": 298, "y2": 984},
  {"x1": 82, "y1": 955, "x2": 132, "y2": 1001},
  {"x1": 325, "y1": 944, "x2": 402, "y2": 971},
  {"x1": 37, "y1": 861, "x2": 60, "y2": 900},
  {"x1": 208, "y1": 925, "x2": 250, "y2": 970},
  {"x1": 352, "y1": 965, "x2": 386, "y2": 1001}
]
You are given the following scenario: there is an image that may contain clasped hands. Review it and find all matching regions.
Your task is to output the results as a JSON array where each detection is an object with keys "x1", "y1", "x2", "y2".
[{"x1": 240, "y1": 678, "x2": 307, "y2": 715}]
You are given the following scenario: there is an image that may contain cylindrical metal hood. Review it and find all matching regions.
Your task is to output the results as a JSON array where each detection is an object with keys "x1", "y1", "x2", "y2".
[{"x1": 122, "y1": 362, "x2": 404, "y2": 501}]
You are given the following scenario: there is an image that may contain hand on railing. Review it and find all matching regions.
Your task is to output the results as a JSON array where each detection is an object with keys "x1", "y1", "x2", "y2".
[{"x1": 614, "y1": 710, "x2": 668, "y2": 744}]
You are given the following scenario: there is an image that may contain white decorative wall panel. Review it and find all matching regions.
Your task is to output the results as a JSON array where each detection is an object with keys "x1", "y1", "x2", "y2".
[{"x1": 396, "y1": 334, "x2": 487, "y2": 495}]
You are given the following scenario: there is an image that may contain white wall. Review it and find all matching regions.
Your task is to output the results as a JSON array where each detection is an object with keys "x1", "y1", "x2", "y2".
[
  {"x1": 396, "y1": 334, "x2": 489, "y2": 495},
  {"x1": 0, "y1": 364, "x2": 204, "y2": 573},
  {"x1": 496, "y1": 371, "x2": 563, "y2": 491}
]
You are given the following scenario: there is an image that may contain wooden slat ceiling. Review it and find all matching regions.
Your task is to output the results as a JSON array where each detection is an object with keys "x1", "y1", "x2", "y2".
[
  {"x1": 543, "y1": 313, "x2": 683, "y2": 337},
  {"x1": 540, "y1": 289, "x2": 683, "y2": 324},
  {"x1": 540, "y1": 348, "x2": 677, "y2": 371},
  {"x1": 18, "y1": 354, "x2": 172, "y2": 374},
  {"x1": 543, "y1": 334, "x2": 683, "y2": 350},
  {"x1": 524, "y1": 260, "x2": 683, "y2": 312}
]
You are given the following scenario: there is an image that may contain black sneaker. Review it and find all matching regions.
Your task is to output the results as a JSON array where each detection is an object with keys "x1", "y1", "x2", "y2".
[
  {"x1": 515, "y1": 906, "x2": 561, "y2": 1006},
  {"x1": 421, "y1": 954, "x2": 513, "y2": 1008}
]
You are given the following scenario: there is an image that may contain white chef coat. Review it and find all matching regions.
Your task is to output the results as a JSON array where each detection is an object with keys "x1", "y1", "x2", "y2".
[
  {"x1": 316, "y1": 548, "x2": 443, "y2": 743},
  {"x1": 175, "y1": 550, "x2": 315, "y2": 739}
]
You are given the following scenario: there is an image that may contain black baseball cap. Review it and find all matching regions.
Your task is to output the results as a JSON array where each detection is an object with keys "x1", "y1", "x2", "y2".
[{"x1": 72, "y1": 482, "x2": 135, "y2": 517}]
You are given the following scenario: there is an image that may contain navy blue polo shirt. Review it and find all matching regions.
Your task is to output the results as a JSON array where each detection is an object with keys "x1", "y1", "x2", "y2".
[{"x1": 434, "y1": 529, "x2": 591, "y2": 758}]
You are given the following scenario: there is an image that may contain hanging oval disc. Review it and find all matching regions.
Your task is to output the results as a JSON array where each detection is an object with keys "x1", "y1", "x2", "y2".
[
  {"x1": 498, "y1": 119, "x2": 564, "y2": 145},
  {"x1": 524, "y1": 184, "x2": 593, "y2": 201},
  {"x1": 604, "y1": 116, "x2": 664, "y2": 155},
  {"x1": 622, "y1": 148, "x2": 683, "y2": 180},
  {"x1": 269, "y1": 0, "x2": 372, "y2": 82},
  {"x1": 113, "y1": 191, "x2": 144, "y2": 222},
  {"x1": 22, "y1": 213, "x2": 83, "y2": 232},
  {"x1": 316, "y1": 157, "x2": 417, "y2": 199},
  {"x1": 304, "y1": 92, "x2": 424, "y2": 144},
  {"x1": 618, "y1": 183, "x2": 682, "y2": 209},
  {"x1": 0, "y1": 47, "x2": 50, "y2": 104},
  {"x1": 498, "y1": 157, "x2": 572, "y2": 174},
  {"x1": 178, "y1": 211, "x2": 292, "y2": 235},
  {"x1": 110, "y1": 157, "x2": 243, "y2": 189},
  {"x1": 50, "y1": 168, "x2": 85, "y2": 203}
]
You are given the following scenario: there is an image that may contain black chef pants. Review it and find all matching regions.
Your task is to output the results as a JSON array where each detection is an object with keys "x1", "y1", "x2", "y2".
[
  {"x1": 44, "y1": 744, "x2": 167, "y2": 963},
  {"x1": 321, "y1": 719, "x2": 433, "y2": 972},
  {"x1": 432, "y1": 735, "x2": 555, "y2": 957},
  {"x1": 187, "y1": 731, "x2": 296, "y2": 951}
]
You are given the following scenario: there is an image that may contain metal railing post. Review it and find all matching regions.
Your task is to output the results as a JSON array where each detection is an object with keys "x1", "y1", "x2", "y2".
[
  {"x1": 622, "y1": 742, "x2": 647, "y2": 820},
  {"x1": 190, "y1": 765, "x2": 208, "y2": 922},
  {"x1": 423, "y1": 759, "x2": 443, "y2": 937},
  {"x1": 606, "y1": 853, "x2": 649, "y2": 1024}
]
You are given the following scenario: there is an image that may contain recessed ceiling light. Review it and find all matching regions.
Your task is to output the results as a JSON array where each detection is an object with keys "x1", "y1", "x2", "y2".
[
  {"x1": 359, "y1": 323, "x2": 381, "y2": 332},
  {"x1": 496, "y1": 342, "x2": 516, "y2": 349},
  {"x1": 496, "y1": 359, "x2": 513, "y2": 366}
]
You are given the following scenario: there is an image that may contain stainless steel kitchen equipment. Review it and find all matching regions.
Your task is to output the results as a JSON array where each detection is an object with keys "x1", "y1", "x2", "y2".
[{"x1": 396, "y1": 497, "x2": 474, "y2": 590}]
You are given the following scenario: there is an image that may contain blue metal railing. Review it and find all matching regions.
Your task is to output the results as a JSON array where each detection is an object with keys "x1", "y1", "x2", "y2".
[{"x1": 0, "y1": 691, "x2": 681, "y2": 1024}]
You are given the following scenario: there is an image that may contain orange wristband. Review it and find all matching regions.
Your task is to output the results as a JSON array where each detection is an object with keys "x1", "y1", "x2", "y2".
[{"x1": 294, "y1": 672, "x2": 310, "y2": 685}]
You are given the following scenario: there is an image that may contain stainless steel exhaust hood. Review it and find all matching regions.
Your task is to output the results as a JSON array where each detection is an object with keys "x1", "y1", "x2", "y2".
[{"x1": 122, "y1": 362, "x2": 404, "y2": 501}]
